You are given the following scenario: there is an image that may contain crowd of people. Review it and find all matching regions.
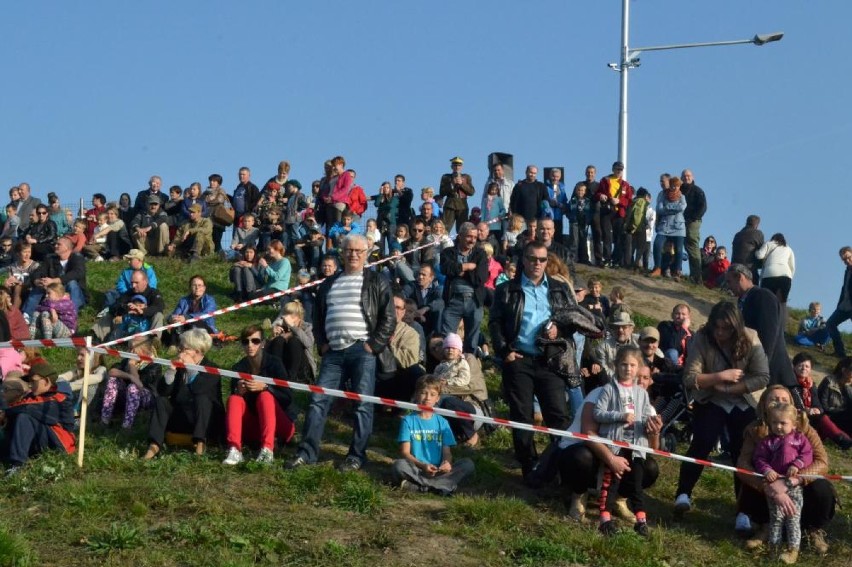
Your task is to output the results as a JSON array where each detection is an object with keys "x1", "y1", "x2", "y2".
[{"x1": 0, "y1": 155, "x2": 850, "y2": 562}]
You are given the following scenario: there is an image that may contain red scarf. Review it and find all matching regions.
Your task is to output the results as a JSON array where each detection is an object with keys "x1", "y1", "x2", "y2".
[{"x1": 797, "y1": 374, "x2": 813, "y2": 408}]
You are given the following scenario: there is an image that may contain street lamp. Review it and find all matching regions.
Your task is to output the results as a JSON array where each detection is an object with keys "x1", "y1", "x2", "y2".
[{"x1": 610, "y1": 0, "x2": 783, "y2": 175}]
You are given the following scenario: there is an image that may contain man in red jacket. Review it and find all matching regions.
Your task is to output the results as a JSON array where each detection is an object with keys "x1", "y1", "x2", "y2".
[{"x1": 595, "y1": 161, "x2": 633, "y2": 268}]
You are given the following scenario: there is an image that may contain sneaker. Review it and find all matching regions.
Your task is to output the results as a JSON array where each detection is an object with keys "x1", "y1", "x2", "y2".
[
  {"x1": 96, "y1": 307, "x2": 110, "y2": 318},
  {"x1": 22, "y1": 313, "x2": 30, "y2": 325},
  {"x1": 222, "y1": 446, "x2": 244, "y2": 466},
  {"x1": 673, "y1": 493, "x2": 691, "y2": 517},
  {"x1": 286, "y1": 455, "x2": 308, "y2": 470},
  {"x1": 835, "y1": 436, "x2": 852, "y2": 451},
  {"x1": 255, "y1": 447, "x2": 274, "y2": 464},
  {"x1": 4, "y1": 466, "x2": 21, "y2": 478},
  {"x1": 806, "y1": 529, "x2": 829, "y2": 555},
  {"x1": 735, "y1": 512, "x2": 752, "y2": 537},
  {"x1": 613, "y1": 497, "x2": 635, "y2": 522},
  {"x1": 399, "y1": 479, "x2": 421, "y2": 493},
  {"x1": 598, "y1": 520, "x2": 618, "y2": 537},
  {"x1": 338, "y1": 456, "x2": 362, "y2": 472},
  {"x1": 567, "y1": 493, "x2": 586, "y2": 522},
  {"x1": 648, "y1": 268, "x2": 662, "y2": 278},
  {"x1": 633, "y1": 521, "x2": 650, "y2": 538},
  {"x1": 745, "y1": 523, "x2": 769, "y2": 551},
  {"x1": 94, "y1": 255, "x2": 105, "y2": 262},
  {"x1": 779, "y1": 547, "x2": 799, "y2": 565}
]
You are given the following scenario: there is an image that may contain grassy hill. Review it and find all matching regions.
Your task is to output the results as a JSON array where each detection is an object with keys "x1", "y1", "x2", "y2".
[{"x1": 1, "y1": 257, "x2": 850, "y2": 567}]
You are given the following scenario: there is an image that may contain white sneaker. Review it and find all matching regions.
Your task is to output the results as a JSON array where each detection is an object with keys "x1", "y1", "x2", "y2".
[
  {"x1": 96, "y1": 307, "x2": 110, "y2": 318},
  {"x1": 255, "y1": 447, "x2": 274, "y2": 464},
  {"x1": 222, "y1": 446, "x2": 244, "y2": 466},
  {"x1": 22, "y1": 313, "x2": 30, "y2": 325},
  {"x1": 95, "y1": 255, "x2": 105, "y2": 262},
  {"x1": 674, "y1": 493, "x2": 691, "y2": 516},
  {"x1": 735, "y1": 512, "x2": 752, "y2": 534}
]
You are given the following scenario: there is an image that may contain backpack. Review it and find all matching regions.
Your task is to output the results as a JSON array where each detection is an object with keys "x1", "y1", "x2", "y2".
[{"x1": 623, "y1": 198, "x2": 648, "y2": 235}]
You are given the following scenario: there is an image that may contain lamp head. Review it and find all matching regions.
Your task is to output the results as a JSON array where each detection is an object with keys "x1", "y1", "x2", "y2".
[{"x1": 753, "y1": 32, "x2": 784, "y2": 46}]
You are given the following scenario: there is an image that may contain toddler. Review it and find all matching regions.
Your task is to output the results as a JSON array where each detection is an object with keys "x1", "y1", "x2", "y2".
[
  {"x1": 433, "y1": 333, "x2": 470, "y2": 389},
  {"x1": 593, "y1": 347, "x2": 660, "y2": 537},
  {"x1": 119, "y1": 295, "x2": 152, "y2": 338},
  {"x1": 502, "y1": 214, "x2": 524, "y2": 254},
  {"x1": 391, "y1": 375, "x2": 475, "y2": 495},
  {"x1": 30, "y1": 282, "x2": 77, "y2": 339},
  {"x1": 704, "y1": 246, "x2": 730, "y2": 289},
  {"x1": 752, "y1": 403, "x2": 813, "y2": 563}
]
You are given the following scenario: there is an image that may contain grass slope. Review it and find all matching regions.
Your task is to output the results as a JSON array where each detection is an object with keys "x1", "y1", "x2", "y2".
[{"x1": 1, "y1": 257, "x2": 850, "y2": 567}]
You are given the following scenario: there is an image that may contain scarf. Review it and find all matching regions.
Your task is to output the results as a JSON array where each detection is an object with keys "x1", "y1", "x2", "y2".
[{"x1": 665, "y1": 187, "x2": 683, "y2": 202}]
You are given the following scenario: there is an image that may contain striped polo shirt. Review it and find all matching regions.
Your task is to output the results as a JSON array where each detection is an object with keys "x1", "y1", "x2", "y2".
[{"x1": 325, "y1": 272, "x2": 369, "y2": 351}]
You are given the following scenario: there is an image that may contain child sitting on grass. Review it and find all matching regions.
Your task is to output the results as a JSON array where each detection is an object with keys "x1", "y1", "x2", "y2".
[
  {"x1": 391, "y1": 375, "x2": 475, "y2": 495},
  {"x1": 433, "y1": 333, "x2": 470, "y2": 389},
  {"x1": 793, "y1": 301, "x2": 829, "y2": 349},
  {"x1": 1, "y1": 359, "x2": 75, "y2": 474},
  {"x1": 29, "y1": 282, "x2": 77, "y2": 339},
  {"x1": 592, "y1": 346, "x2": 660, "y2": 537},
  {"x1": 704, "y1": 246, "x2": 730, "y2": 289}
]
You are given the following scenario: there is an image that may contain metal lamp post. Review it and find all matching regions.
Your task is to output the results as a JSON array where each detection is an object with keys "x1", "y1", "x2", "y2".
[{"x1": 611, "y1": 0, "x2": 783, "y2": 175}]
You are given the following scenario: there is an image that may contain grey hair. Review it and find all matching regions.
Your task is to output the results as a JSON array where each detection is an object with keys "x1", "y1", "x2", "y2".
[
  {"x1": 727, "y1": 263, "x2": 753, "y2": 282},
  {"x1": 342, "y1": 233, "x2": 368, "y2": 250},
  {"x1": 179, "y1": 327, "x2": 213, "y2": 355}
]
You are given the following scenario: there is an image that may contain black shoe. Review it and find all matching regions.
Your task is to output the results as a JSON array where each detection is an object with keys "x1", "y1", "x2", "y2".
[
  {"x1": 634, "y1": 521, "x2": 649, "y2": 538},
  {"x1": 598, "y1": 520, "x2": 618, "y2": 537},
  {"x1": 836, "y1": 436, "x2": 852, "y2": 450},
  {"x1": 338, "y1": 456, "x2": 362, "y2": 472}
]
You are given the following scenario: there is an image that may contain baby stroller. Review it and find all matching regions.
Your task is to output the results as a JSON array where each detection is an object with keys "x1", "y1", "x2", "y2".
[{"x1": 649, "y1": 371, "x2": 692, "y2": 453}]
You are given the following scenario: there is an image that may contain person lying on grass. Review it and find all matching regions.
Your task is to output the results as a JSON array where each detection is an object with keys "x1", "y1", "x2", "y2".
[{"x1": 391, "y1": 375, "x2": 474, "y2": 496}]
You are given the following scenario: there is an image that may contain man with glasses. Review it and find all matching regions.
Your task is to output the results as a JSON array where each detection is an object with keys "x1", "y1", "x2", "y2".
[
  {"x1": 130, "y1": 195, "x2": 170, "y2": 256},
  {"x1": 439, "y1": 222, "x2": 488, "y2": 354},
  {"x1": 22, "y1": 206, "x2": 58, "y2": 261},
  {"x1": 398, "y1": 219, "x2": 436, "y2": 287},
  {"x1": 489, "y1": 240, "x2": 578, "y2": 482},
  {"x1": 826, "y1": 246, "x2": 852, "y2": 358},
  {"x1": 288, "y1": 234, "x2": 395, "y2": 473}
]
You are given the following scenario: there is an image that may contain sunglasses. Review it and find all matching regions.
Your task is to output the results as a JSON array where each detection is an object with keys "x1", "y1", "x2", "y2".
[
  {"x1": 241, "y1": 337, "x2": 262, "y2": 345},
  {"x1": 525, "y1": 256, "x2": 548, "y2": 264}
]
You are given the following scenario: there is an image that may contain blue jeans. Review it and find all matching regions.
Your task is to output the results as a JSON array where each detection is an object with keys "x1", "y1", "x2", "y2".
[
  {"x1": 22, "y1": 280, "x2": 86, "y2": 317},
  {"x1": 440, "y1": 294, "x2": 483, "y2": 353},
  {"x1": 827, "y1": 308, "x2": 852, "y2": 357},
  {"x1": 653, "y1": 234, "x2": 685, "y2": 273},
  {"x1": 297, "y1": 341, "x2": 377, "y2": 464}
]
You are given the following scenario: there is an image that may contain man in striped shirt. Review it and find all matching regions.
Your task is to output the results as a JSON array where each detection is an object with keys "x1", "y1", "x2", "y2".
[{"x1": 288, "y1": 234, "x2": 396, "y2": 472}]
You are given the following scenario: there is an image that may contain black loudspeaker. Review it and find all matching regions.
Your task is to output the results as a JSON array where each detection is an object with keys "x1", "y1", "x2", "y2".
[
  {"x1": 543, "y1": 167, "x2": 565, "y2": 183},
  {"x1": 487, "y1": 152, "x2": 514, "y2": 183}
]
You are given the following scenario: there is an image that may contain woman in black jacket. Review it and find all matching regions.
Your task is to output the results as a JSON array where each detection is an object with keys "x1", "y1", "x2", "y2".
[
  {"x1": 144, "y1": 328, "x2": 224, "y2": 459},
  {"x1": 222, "y1": 325, "x2": 295, "y2": 465}
]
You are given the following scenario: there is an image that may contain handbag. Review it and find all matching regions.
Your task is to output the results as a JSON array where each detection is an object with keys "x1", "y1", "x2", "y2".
[{"x1": 210, "y1": 203, "x2": 235, "y2": 226}]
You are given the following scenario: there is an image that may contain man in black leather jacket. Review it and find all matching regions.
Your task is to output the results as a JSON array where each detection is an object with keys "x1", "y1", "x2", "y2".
[
  {"x1": 289, "y1": 234, "x2": 396, "y2": 472},
  {"x1": 489, "y1": 240, "x2": 578, "y2": 480}
]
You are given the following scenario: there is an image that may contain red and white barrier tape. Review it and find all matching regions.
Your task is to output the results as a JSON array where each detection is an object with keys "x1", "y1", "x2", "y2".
[
  {"x1": 94, "y1": 213, "x2": 508, "y2": 349},
  {"x1": 83, "y1": 344, "x2": 852, "y2": 483},
  {"x1": 0, "y1": 338, "x2": 89, "y2": 349}
]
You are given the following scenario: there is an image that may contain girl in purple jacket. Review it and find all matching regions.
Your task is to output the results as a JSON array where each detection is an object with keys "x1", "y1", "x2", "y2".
[
  {"x1": 29, "y1": 282, "x2": 77, "y2": 339},
  {"x1": 752, "y1": 403, "x2": 813, "y2": 563}
]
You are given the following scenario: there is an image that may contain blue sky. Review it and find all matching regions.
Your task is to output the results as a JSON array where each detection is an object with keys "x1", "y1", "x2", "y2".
[{"x1": 2, "y1": 0, "x2": 849, "y2": 314}]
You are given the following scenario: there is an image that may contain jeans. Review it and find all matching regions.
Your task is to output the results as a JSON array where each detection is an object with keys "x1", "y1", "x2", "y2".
[
  {"x1": 440, "y1": 294, "x2": 483, "y2": 354},
  {"x1": 297, "y1": 341, "x2": 377, "y2": 464},
  {"x1": 826, "y1": 307, "x2": 852, "y2": 357},
  {"x1": 653, "y1": 234, "x2": 685, "y2": 273},
  {"x1": 22, "y1": 280, "x2": 86, "y2": 317}
]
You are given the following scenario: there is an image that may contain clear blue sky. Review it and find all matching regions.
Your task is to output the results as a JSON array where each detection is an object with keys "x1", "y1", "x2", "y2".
[{"x1": 2, "y1": 0, "x2": 849, "y2": 314}]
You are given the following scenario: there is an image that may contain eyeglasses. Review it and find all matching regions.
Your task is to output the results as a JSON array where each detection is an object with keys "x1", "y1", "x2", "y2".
[
  {"x1": 37, "y1": 211, "x2": 48, "y2": 216},
  {"x1": 525, "y1": 256, "x2": 548, "y2": 264},
  {"x1": 344, "y1": 248, "x2": 367, "y2": 255},
  {"x1": 412, "y1": 228, "x2": 424, "y2": 233},
  {"x1": 241, "y1": 337, "x2": 262, "y2": 345}
]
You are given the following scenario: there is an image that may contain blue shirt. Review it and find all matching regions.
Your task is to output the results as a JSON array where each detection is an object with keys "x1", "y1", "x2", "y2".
[
  {"x1": 516, "y1": 273, "x2": 551, "y2": 355},
  {"x1": 398, "y1": 412, "x2": 456, "y2": 466}
]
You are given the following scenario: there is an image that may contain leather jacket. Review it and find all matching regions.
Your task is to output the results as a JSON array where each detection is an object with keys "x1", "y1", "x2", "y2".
[
  {"x1": 23, "y1": 219, "x2": 57, "y2": 245},
  {"x1": 489, "y1": 274, "x2": 580, "y2": 360},
  {"x1": 313, "y1": 268, "x2": 396, "y2": 354}
]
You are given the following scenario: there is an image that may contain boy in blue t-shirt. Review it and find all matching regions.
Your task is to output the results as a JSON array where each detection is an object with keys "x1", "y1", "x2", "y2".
[{"x1": 391, "y1": 375, "x2": 474, "y2": 496}]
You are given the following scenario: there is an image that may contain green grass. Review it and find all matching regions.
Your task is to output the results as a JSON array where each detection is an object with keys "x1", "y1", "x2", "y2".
[{"x1": 2, "y1": 257, "x2": 851, "y2": 566}]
